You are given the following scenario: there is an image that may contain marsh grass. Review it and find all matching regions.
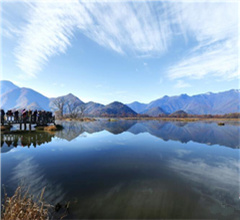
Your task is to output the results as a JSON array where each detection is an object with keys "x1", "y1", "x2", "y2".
[
  {"x1": 44, "y1": 125, "x2": 58, "y2": 131},
  {"x1": 1, "y1": 125, "x2": 12, "y2": 131},
  {"x1": 1, "y1": 186, "x2": 53, "y2": 220}
]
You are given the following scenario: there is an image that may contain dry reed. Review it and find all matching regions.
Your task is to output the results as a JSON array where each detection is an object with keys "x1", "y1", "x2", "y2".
[{"x1": 1, "y1": 186, "x2": 52, "y2": 220}]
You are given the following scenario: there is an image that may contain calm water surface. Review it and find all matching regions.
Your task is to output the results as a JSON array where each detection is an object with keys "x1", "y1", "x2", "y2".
[{"x1": 1, "y1": 120, "x2": 240, "y2": 219}]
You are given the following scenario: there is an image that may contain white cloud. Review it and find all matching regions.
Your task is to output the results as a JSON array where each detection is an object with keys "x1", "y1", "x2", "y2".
[
  {"x1": 174, "y1": 80, "x2": 191, "y2": 89},
  {"x1": 2, "y1": 0, "x2": 238, "y2": 80}
]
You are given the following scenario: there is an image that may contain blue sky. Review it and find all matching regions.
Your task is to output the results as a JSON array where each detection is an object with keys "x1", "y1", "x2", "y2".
[{"x1": 1, "y1": 0, "x2": 239, "y2": 104}]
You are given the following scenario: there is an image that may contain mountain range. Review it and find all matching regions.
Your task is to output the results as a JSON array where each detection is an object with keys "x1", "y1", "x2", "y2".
[
  {"x1": 0, "y1": 81, "x2": 136, "y2": 117},
  {"x1": 127, "y1": 90, "x2": 240, "y2": 115},
  {"x1": 0, "y1": 80, "x2": 239, "y2": 116}
]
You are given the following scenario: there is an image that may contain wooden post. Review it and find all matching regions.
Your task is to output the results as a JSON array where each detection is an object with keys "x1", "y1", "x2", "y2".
[
  {"x1": 20, "y1": 122, "x2": 22, "y2": 130},
  {"x1": 24, "y1": 121, "x2": 26, "y2": 130},
  {"x1": 29, "y1": 121, "x2": 31, "y2": 131}
]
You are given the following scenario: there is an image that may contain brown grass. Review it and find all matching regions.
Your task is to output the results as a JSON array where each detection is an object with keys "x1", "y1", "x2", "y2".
[
  {"x1": 44, "y1": 125, "x2": 58, "y2": 131},
  {"x1": 62, "y1": 117, "x2": 96, "y2": 122},
  {"x1": 1, "y1": 186, "x2": 52, "y2": 220},
  {"x1": 1, "y1": 125, "x2": 12, "y2": 131},
  {"x1": 43, "y1": 124, "x2": 63, "y2": 131}
]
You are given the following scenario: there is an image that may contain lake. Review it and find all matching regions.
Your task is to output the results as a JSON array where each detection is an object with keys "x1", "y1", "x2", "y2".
[{"x1": 1, "y1": 120, "x2": 240, "y2": 219}]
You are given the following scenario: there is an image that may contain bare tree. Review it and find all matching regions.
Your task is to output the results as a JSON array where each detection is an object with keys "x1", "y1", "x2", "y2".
[
  {"x1": 51, "y1": 97, "x2": 66, "y2": 119},
  {"x1": 67, "y1": 102, "x2": 81, "y2": 119},
  {"x1": 79, "y1": 105, "x2": 85, "y2": 118}
]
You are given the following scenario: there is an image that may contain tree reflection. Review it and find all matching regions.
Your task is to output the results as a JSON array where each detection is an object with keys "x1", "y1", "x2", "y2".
[{"x1": 1, "y1": 132, "x2": 55, "y2": 148}]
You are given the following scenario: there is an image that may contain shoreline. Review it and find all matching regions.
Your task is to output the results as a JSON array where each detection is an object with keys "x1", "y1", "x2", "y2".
[
  {"x1": 121, "y1": 117, "x2": 240, "y2": 122},
  {"x1": 56, "y1": 117, "x2": 240, "y2": 124},
  {"x1": 56, "y1": 116, "x2": 240, "y2": 122}
]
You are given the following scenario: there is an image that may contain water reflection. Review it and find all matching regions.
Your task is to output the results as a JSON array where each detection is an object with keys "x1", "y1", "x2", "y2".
[
  {"x1": 168, "y1": 157, "x2": 240, "y2": 213},
  {"x1": 1, "y1": 132, "x2": 54, "y2": 152},
  {"x1": 9, "y1": 155, "x2": 65, "y2": 205},
  {"x1": 1, "y1": 120, "x2": 239, "y2": 149},
  {"x1": 55, "y1": 120, "x2": 137, "y2": 141},
  {"x1": 129, "y1": 121, "x2": 240, "y2": 148},
  {"x1": 56, "y1": 120, "x2": 240, "y2": 148},
  {"x1": 1, "y1": 120, "x2": 240, "y2": 219}
]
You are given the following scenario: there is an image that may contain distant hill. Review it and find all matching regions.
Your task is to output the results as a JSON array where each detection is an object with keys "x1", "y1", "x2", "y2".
[
  {"x1": 142, "y1": 106, "x2": 167, "y2": 117},
  {"x1": 91, "y1": 101, "x2": 137, "y2": 117},
  {"x1": 169, "y1": 110, "x2": 188, "y2": 117},
  {"x1": 0, "y1": 87, "x2": 50, "y2": 110},
  {"x1": 127, "y1": 101, "x2": 147, "y2": 113},
  {"x1": 0, "y1": 80, "x2": 19, "y2": 95},
  {"x1": 84, "y1": 101, "x2": 104, "y2": 116},
  {"x1": 127, "y1": 90, "x2": 240, "y2": 115}
]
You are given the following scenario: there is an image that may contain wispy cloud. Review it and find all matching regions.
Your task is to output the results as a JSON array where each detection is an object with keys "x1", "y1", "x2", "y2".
[
  {"x1": 174, "y1": 80, "x2": 191, "y2": 89},
  {"x1": 168, "y1": 2, "x2": 238, "y2": 81},
  {"x1": 2, "y1": 0, "x2": 238, "y2": 80},
  {"x1": 6, "y1": 1, "x2": 173, "y2": 77},
  {"x1": 14, "y1": 1, "x2": 81, "y2": 77},
  {"x1": 53, "y1": 82, "x2": 65, "y2": 87},
  {"x1": 1, "y1": 22, "x2": 20, "y2": 39},
  {"x1": 169, "y1": 44, "x2": 238, "y2": 81}
]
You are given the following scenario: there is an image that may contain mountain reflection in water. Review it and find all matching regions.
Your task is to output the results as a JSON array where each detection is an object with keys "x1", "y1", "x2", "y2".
[
  {"x1": 56, "y1": 120, "x2": 240, "y2": 148},
  {"x1": 1, "y1": 120, "x2": 239, "y2": 150}
]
